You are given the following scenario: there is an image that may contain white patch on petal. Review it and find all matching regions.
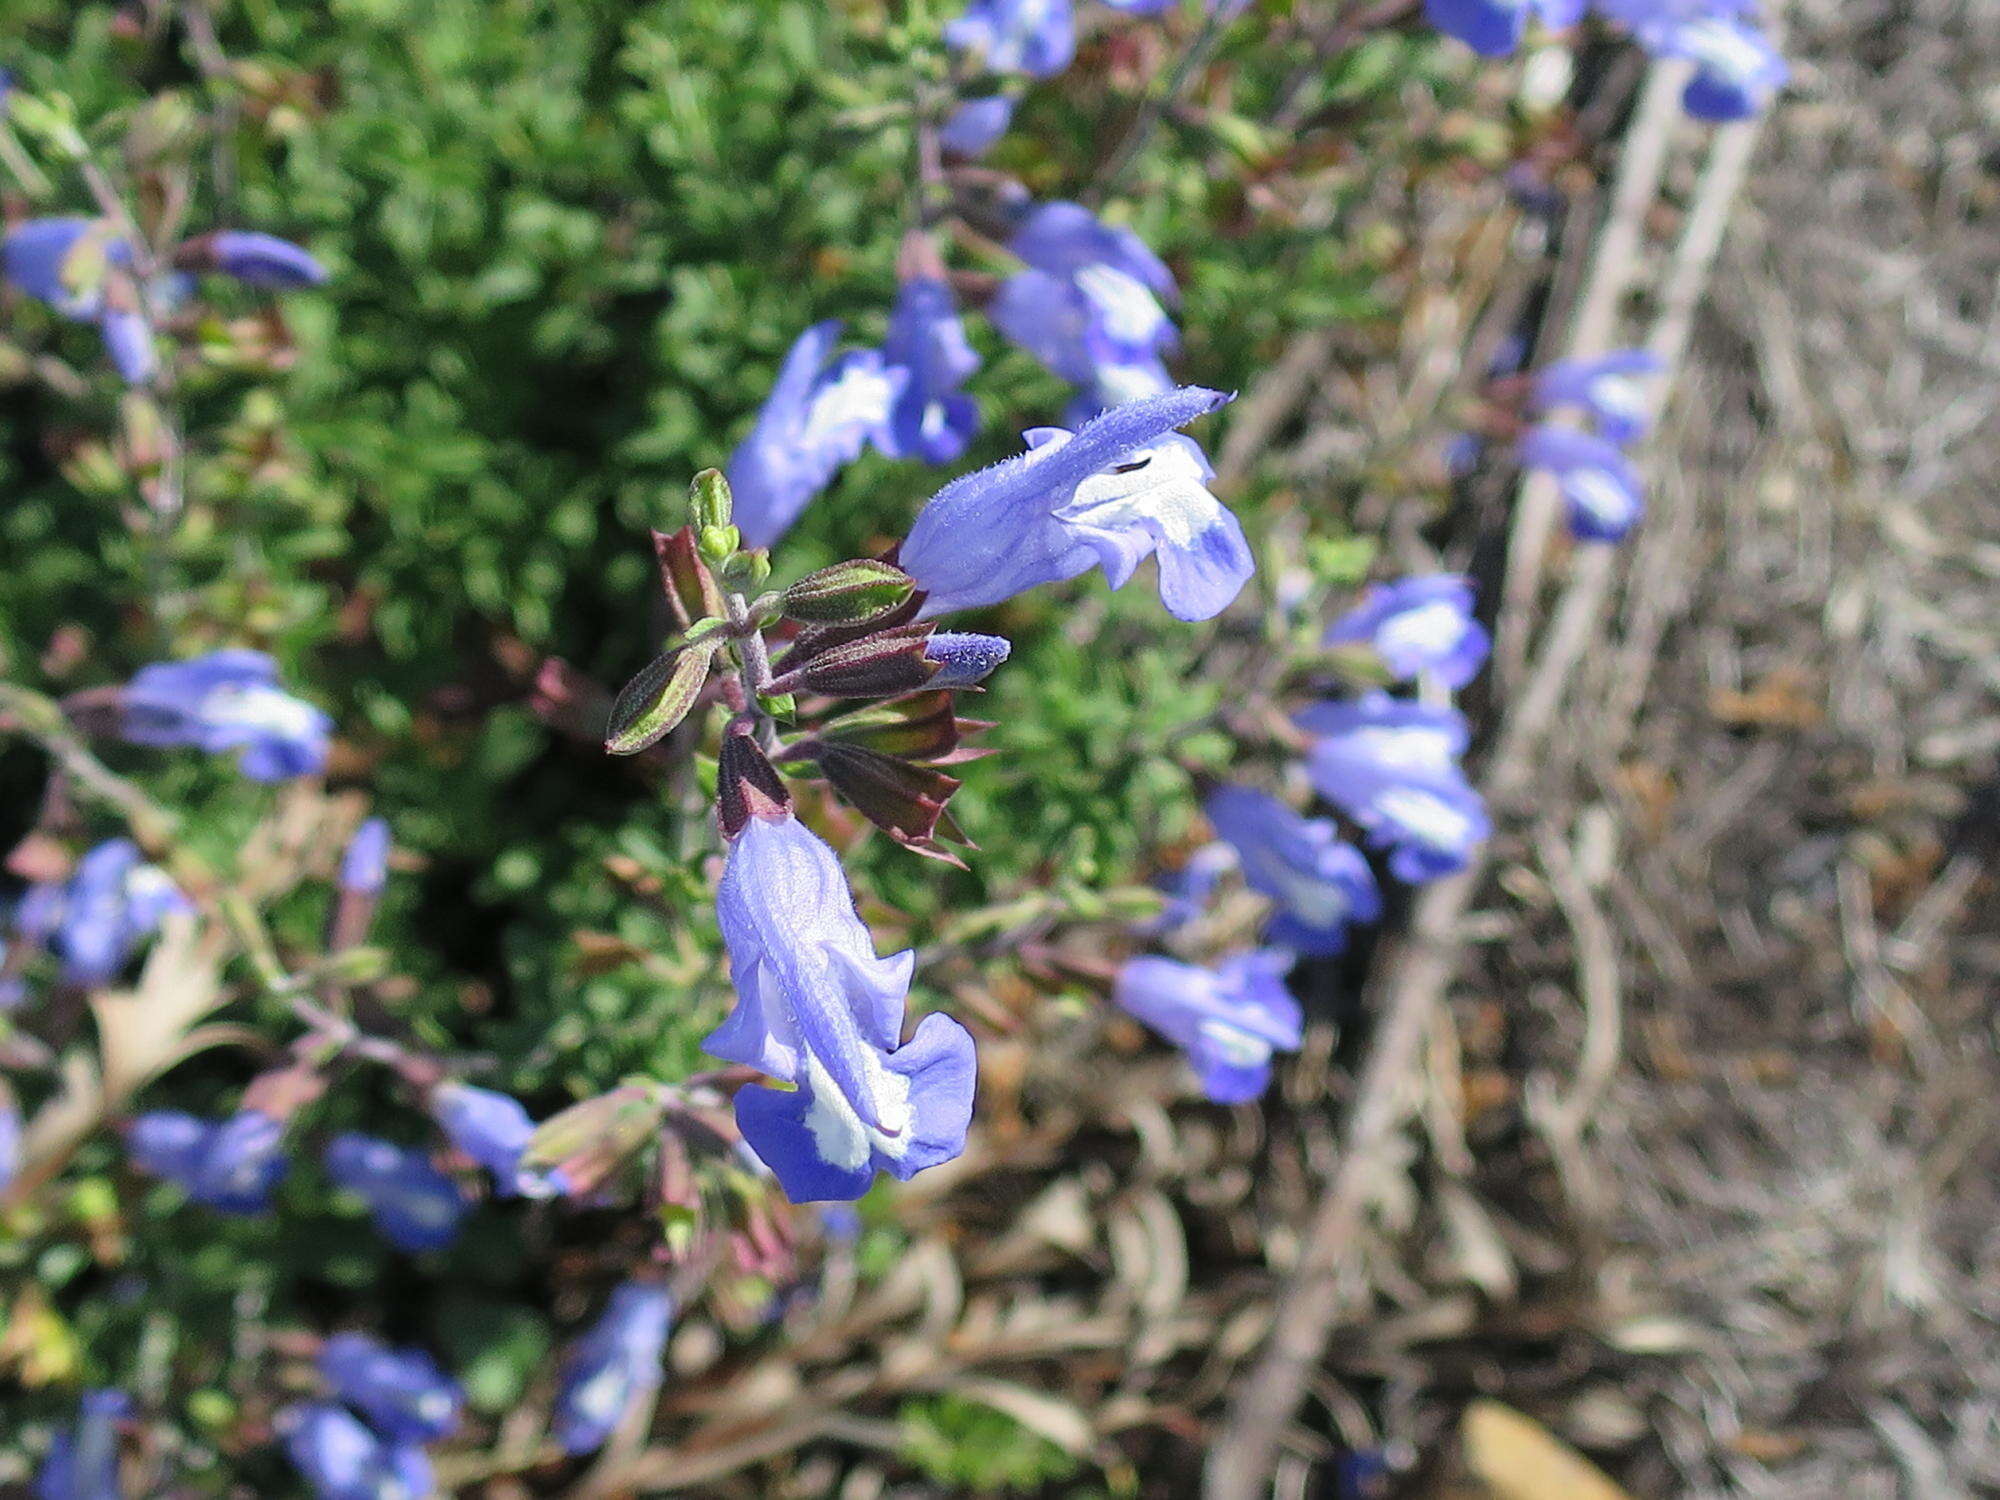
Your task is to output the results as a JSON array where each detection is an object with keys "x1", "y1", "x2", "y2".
[
  {"x1": 1679, "y1": 18, "x2": 1764, "y2": 81},
  {"x1": 801, "y1": 365, "x2": 895, "y2": 448},
  {"x1": 801, "y1": 1050, "x2": 915, "y2": 1173},
  {"x1": 197, "y1": 683, "x2": 320, "y2": 738},
  {"x1": 1195, "y1": 1018, "x2": 1272, "y2": 1070},
  {"x1": 1586, "y1": 373, "x2": 1648, "y2": 427},
  {"x1": 1063, "y1": 436, "x2": 1218, "y2": 547},
  {"x1": 1565, "y1": 468, "x2": 1635, "y2": 526},
  {"x1": 568, "y1": 1363, "x2": 629, "y2": 1427},
  {"x1": 1375, "y1": 600, "x2": 1466, "y2": 659},
  {"x1": 1074, "y1": 263, "x2": 1168, "y2": 347},
  {"x1": 1336, "y1": 725, "x2": 1457, "y2": 773},
  {"x1": 1372, "y1": 787, "x2": 1474, "y2": 849}
]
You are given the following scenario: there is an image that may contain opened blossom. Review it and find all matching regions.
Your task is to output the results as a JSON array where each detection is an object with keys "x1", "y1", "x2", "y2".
[
  {"x1": 127, "y1": 1109, "x2": 288, "y2": 1215},
  {"x1": 553, "y1": 1283, "x2": 676, "y2": 1455},
  {"x1": 706, "y1": 808, "x2": 976, "y2": 1204},
  {"x1": 900, "y1": 385, "x2": 1250, "y2": 622},
  {"x1": 322, "y1": 1134, "x2": 469, "y2": 1253},
  {"x1": 943, "y1": 0, "x2": 1076, "y2": 78},
  {"x1": 939, "y1": 95, "x2": 1015, "y2": 157},
  {"x1": 318, "y1": 1334, "x2": 463, "y2": 1445},
  {"x1": 726, "y1": 321, "x2": 904, "y2": 549},
  {"x1": 880, "y1": 277, "x2": 981, "y2": 465},
  {"x1": 429, "y1": 1082, "x2": 562, "y2": 1198},
  {"x1": 120, "y1": 650, "x2": 332, "y2": 781},
  {"x1": 1204, "y1": 786, "x2": 1382, "y2": 956},
  {"x1": 13, "y1": 838, "x2": 190, "y2": 989},
  {"x1": 990, "y1": 201, "x2": 1178, "y2": 392},
  {"x1": 1324, "y1": 576, "x2": 1490, "y2": 689},
  {"x1": 1517, "y1": 424, "x2": 1645, "y2": 541},
  {"x1": 1114, "y1": 951, "x2": 1302, "y2": 1103},
  {"x1": 1424, "y1": 0, "x2": 1583, "y2": 56},
  {"x1": 1531, "y1": 348, "x2": 1664, "y2": 445},
  {"x1": 1296, "y1": 694, "x2": 1490, "y2": 882},
  {"x1": 279, "y1": 1402, "x2": 431, "y2": 1500}
]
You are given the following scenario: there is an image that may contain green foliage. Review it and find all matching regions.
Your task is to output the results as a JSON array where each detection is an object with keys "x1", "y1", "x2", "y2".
[{"x1": 898, "y1": 1392, "x2": 1086, "y2": 1494}]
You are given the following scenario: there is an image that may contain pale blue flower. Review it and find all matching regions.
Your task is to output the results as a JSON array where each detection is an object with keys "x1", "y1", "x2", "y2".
[
  {"x1": 923, "y1": 632, "x2": 1012, "y2": 687},
  {"x1": 1424, "y1": 0, "x2": 1584, "y2": 56},
  {"x1": 706, "y1": 810, "x2": 976, "y2": 1203},
  {"x1": 1296, "y1": 694, "x2": 1490, "y2": 882},
  {"x1": 127, "y1": 1109, "x2": 287, "y2": 1215},
  {"x1": 1517, "y1": 424, "x2": 1645, "y2": 541},
  {"x1": 1114, "y1": 951, "x2": 1302, "y2": 1102},
  {"x1": 899, "y1": 385, "x2": 1250, "y2": 622},
  {"x1": 881, "y1": 277, "x2": 981, "y2": 465},
  {"x1": 323, "y1": 1134, "x2": 469, "y2": 1253},
  {"x1": 553, "y1": 1283, "x2": 676, "y2": 1455},
  {"x1": 1531, "y1": 349, "x2": 1664, "y2": 445},
  {"x1": 121, "y1": 650, "x2": 332, "y2": 781},
  {"x1": 36, "y1": 1390, "x2": 130, "y2": 1500},
  {"x1": 989, "y1": 202, "x2": 1178, "y2": 390},
  {"x1": 317, "y1": 1333, "x2": 463, "y2": 1445},
  {"x1": 429, "y1": 1083, "x2": 562, "y2": 1198},
  {"x1": 279, "y1": 1402, "x2": 433, "y2": 1500},
  {"x1": 177, "y1": 229, "x2": 328, "y2": 288},
  {"x1": 1204, "y1": 786, "x2": 1382, "y2": 955},
  {"x1": 726, "y1": 321, "x2": 905, "y2": 549},
  {"x1": 14, "y1": 839, "x2": 191, "y2": 989},
  {"x1": 940, "y1": 96, "x2": 1015, "y2": 157},
  {"x1": 1323, "y1": 576, "x2": 1490, "y2": 689},
  {"x1": 339, "y1": 819, "x2": 392, "y2": 897},
  {"x1": 944, "y1": 0, "x2": 1077, "y2": 78}
]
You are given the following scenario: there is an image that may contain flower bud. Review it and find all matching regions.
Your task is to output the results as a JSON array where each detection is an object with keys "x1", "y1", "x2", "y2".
[
  {"x1": 780, "y1": 559, "x2": 917, "y2": 626},
  {"x1": 651, "y1": 525, "x2": 725, "y2": 632},
  {"x1": 690, "y1": 467, "x2": 734, "y2": 534},
  {"x1": 921, "y1": 631, "x2": 1010, "y2": 688},
  {"x1": 605, "y1": 639, "x2": 720, "y2": 756}
]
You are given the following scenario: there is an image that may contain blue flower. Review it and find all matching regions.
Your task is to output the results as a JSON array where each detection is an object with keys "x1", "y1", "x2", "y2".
[
  {"x1": 1423, "y1": 0, "x2": 1583, "y2": 55},
  {"x1": 1323, "y1": 576, "x2": 1491, "y2": 689},
  {"x1": 899, "y1": 386, "x2": 1250, "y2": 622},
  {"x1": 323, "y1": 1134, "x2": 469, "y2": 1253},
  {"x1": 1062, "y1": 355, "x2": 1174, "y2": 427},
  {"x1": 120, "y1": 650, "x2": 332, "y2": 781},
  {"x1": 279, "y1": 1402, "x2": 433, "y2": 1500},
  {"x1": 3, "y1": 217, "x2": 127, "y2": 316},
  {"x1": 990, "y1": 202, "x2": 1178, "y2": 390},
  {"x1": 1147, "y1": 840, "x2": 1237, "y2": 933},
  {"x1": 1517, "y1": 424, "x2": 1645, "y2": 541},
  {"x1": 939, "y1": 95, "x2": 1015, "y2": 157},
  {"x1": 318, "y1": 1333, "x2": 463, "y2": 1444},
  {"x1": 429, "y1": 1082, "x2": 562, "y2": 1198},
  {"x1": 1296, "y1": 694, "x2": 1490, "y2": 882},
  {"x1": 0, "y1": 1086, "x2": 18, "y2": 1196},
  {"x1": 338, "y1": 818, "x2": 392, "y2": 896},
  {"x1": 188, "y1": 230, "x2": 329, "y2": 288},
  {"x1": 1204, "y1": 786, "x2": 1382, "y2": 956},
  {"x1": 1651, "y1": 15, "x2": 1787, "y2": 119},
  {"x1": 36, "y1": 1390, "x2": 130, "y2": 1500},
  {"x1": 553, "y1": 1283, "x2": 676, "y2": 1456},
  {"x1": 706, "y1": 809, "x2": 976, "y2": 1203},
  {"x1": 944, "y1": 0, "x2": 1076, "y2": 78},
  {"x1": 1113, "y1": 951, "x2": 1302, "y2": 1103},
  {"x1": 1531, "y1": 349, "x2": 1664, "y2": 445},
  {"x1": 880, "y1": 277, "x2": 981, "y2": 465},
  {"x1": 726, "y1": 321, "x2": 905, "y2": 550},
  {"x1": 13, "y1": 839, "x2": 190, "y2": 989},
  {"x1": 922, "y1": 632, "x2": 1012, "y2": 687},
  {"x1": 127, "y1": 1109, "x2": 288, "y2": 1215}
]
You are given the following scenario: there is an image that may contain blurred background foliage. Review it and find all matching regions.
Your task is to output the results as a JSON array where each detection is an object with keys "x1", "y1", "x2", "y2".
[{"x1": 0, "y1": 0, "x2": 1508, "y2": 1485}]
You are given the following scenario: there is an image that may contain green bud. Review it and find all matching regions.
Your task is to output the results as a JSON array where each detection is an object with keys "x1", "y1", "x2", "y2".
[
  {"x1": 717, "y1": 550, "x2": 771, "y2": 593},
  {"x1": 697, "y1": 524, "x2": 740, "y2": 567},
  {"x1": 780, "y1": 559, "x2": 917, "y2": 626},
  {"x1": 9, "y1": 92, "x2": 87, "y2": 160},
  {"x1": 324, "y1": 946, "x2": 391, "y2": 984},
  {"x1": 757, "y1": 691, "x2": 797, "y2": 723},
  {"x1": 691, "y1": 468, "x2": 733, "y2": 531}
]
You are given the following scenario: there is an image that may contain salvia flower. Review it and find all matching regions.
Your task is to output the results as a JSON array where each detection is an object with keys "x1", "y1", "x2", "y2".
[
  {"x1": 338, "y1": 818, "x2": 392, "y2": 897},
  {"x1": 1517, "y1": 424, "x2": 1646, "y2": 541},
  {"x1": 1114, "y1": 951, "x2": 1302, "y2": 1103},
  {"x1": 279, "y1": 1402, "x2": 433, "y2": 1500},
  {"x1": 120, "y1": 649, "x2": 332, "y2": 781},
  {"x1": 36, "y1": 1390, "x2": 130, "y2": 1500},
  {"x1": 1147, "y1": 840, "x2": 1237, "y2": 933},
  {"x1": 990, "y1": 201, "x2": 1178, "y2": 389},
  {"x1": 880, "y1": 277, "x2": 981, "y2": 465},
  {"x1": 1424, "y1": 0, "x2": 1584, "y2": 56},
  {"x1": 1654, "y1": 15, "x2": 1788, "y2": 120},
  {"x1": 726, "y1": 321, "x2": 904, "y2": 550},
  {"x1": 552, "y1": 1283, "x2": 676, "y2": 1456},
  {"x1": 1204, "y1": 786, "x2": 1383, "y2": 956},
  {"x1": 939, "y1": 95, "x2": 1015, "y2": 157},
  {"x1": 323, "y1": 1134, "x2": 469, "y2": 1253},
  {"x1": 1296, "y1": 694, "x2": 1491, "y2": 882},
  {"x1": 127, "y1": 1109, "x2": 288, "y2": 1214},
  {"x1": 944, "y1": 0, "x2": 1077, "y2": 78},
  {"x1": 318, "y1": 1333, "x2": 463, "y2": 1444},
  {"x1": 900, "y1": 385, "x2": 1250, "y2": 622},
  {"x1": 1531, "y1": 349, "x2": 1664, "y2": 445},
  {"x1": 0, "y1": 217, "x2": 157, "y2": 381},
  {"x1": 14, "y1": 839, "x2": 190, "y2": 988},
  {"x1": 1323, "y1": 576, "x2": 1491, "y2": 689},
  {"x1": 707, "y1": 809, "x2": 977, "y2": 1203},
  {"x1": 429, "y1": 1082, "x2": 562, "y2": 1198}
]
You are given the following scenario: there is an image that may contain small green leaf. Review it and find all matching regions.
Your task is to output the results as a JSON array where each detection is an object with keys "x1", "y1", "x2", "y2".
[{"x1": 605, "y1": 640, "x2": 719, "y2": 755}]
